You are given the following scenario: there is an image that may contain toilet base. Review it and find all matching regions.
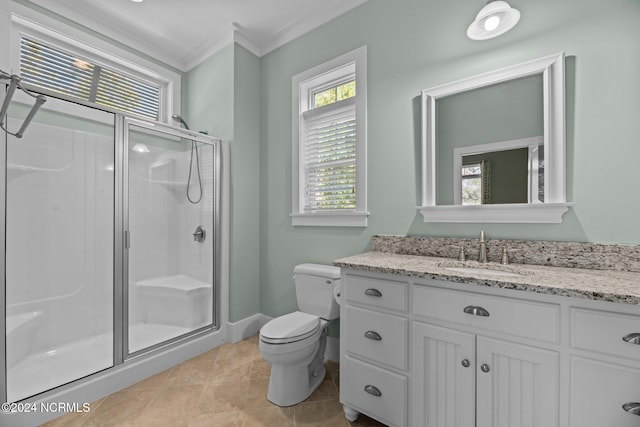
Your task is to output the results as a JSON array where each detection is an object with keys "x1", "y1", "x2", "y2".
[
  {"x1": 267, "y1": 363, "x2": 326, "y2": 407},
  {"x1": 264, "y1": 331, "x2": 328, "y2": 407}
]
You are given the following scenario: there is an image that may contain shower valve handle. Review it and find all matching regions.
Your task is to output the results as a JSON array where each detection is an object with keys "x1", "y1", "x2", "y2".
[{"x1": 193, "y1": 225, "x2": 206, "y2": 243}]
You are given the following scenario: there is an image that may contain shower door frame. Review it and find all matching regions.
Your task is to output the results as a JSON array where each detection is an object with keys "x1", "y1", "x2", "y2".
[
  {"x1": 0, "y1": 95, "x2": 225, "y2": 405},
  {"x1": 120, "y1": 117, "x2": 222, "y2": 361}
]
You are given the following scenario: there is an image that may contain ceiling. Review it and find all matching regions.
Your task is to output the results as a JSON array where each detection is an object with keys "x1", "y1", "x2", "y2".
[{"x1": 28, "y1": 0, "x2": 368, "y2": 71}]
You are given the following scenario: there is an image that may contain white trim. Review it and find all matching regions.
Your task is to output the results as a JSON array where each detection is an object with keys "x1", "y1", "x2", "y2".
[
  {"x1": 6, "y1": 6, "x2": 181, "y2": 122},
  {"x1": 291, "y1": 212, "x2": 368, "y2": 227},
  {"x1": 420, "y1": 52, "x2": 569, "y2": 223},
  {"x1": 227, "y1": 313, "x2": 272, "y2": 343},
  {"x1": 418, "y1": 203, "x2": 573, "y2": 223},
  {"x1": 291, "y1": 46, "x2": 367, "y2": 227}
]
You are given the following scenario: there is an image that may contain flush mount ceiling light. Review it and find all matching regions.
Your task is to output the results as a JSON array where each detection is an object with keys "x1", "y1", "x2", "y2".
[{"x1": 467, "y1": 0, "x2": 521, "y2": 40}]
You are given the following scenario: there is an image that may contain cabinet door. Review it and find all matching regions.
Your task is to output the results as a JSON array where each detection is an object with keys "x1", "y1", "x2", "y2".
[
  {"x1": 412, "y1": 323, "x2": 475, "y2": 427},
  {"x1": 476, "y1": 337, "x2": 559, "y2": 427}
]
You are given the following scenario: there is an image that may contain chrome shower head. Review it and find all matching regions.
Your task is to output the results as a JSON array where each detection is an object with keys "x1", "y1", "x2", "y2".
[{"x1": 171, "y1": 114, "x2": 190, "y2": 130}]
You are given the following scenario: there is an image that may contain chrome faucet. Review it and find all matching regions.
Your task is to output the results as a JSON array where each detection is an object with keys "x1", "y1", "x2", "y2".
[{"x1": 478, "y1": 230, "x2": 488, "y2": 263}]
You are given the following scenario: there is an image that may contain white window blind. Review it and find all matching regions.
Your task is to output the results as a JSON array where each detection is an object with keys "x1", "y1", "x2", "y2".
[
  {"x1": 19, "y1": 37, "x2": 160, "y2": 120},
  {"x1": 302, "y1": 98, "x2": 356, "y2": 211}
]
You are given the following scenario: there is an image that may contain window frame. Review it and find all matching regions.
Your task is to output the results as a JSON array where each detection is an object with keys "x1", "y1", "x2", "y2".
[
  {"x1": 291, "y1": 46, "x2": 367, "y2": 227},
  {"x1": 9, "y1": 12, "x2": 180, "y2": 123}
]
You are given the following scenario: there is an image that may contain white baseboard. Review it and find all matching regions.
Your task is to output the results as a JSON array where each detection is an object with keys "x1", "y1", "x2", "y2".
[{"x1": 227, "y1": 313, "x2": 271, "y2": 343}]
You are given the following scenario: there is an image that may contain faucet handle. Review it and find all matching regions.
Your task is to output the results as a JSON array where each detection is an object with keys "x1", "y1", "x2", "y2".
[
  {"x1": 458, "y1": 245, "x2": 466, "y2": 261},
  {"x1": 501, "y1": 247, "x2": 509, "y2": 265},
  {"x1": 479, "y1": 230, "x2": 486, "y2": 242}
]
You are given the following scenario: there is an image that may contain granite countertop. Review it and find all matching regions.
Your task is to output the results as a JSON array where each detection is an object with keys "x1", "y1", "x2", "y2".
[{"x1": 334, "y1": 251, "x2": 640, "y2": 305}]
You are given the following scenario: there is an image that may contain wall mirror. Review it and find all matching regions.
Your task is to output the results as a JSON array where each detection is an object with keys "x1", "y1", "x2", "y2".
[{"x1": 419, "y1": 53, "x2": 572, "y2": 223}]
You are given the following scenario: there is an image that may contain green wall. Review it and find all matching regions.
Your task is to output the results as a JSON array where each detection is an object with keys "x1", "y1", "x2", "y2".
[
  {"x1": 257, "y1": 0, "x2": 640, "y2": 317},
  {"x1": 184, "y1": 43, "x2": 261, "y2": 322}
]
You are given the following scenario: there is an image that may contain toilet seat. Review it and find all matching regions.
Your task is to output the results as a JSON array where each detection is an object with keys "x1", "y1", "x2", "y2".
[{"x1": 260, "y1": 311, "x2": 321, "y2": 345}]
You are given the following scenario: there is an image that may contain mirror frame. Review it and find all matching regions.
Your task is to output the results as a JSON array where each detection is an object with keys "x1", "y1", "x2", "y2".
[{"x1": 419, "y1": 52, "x2": 573, "y2": 223}]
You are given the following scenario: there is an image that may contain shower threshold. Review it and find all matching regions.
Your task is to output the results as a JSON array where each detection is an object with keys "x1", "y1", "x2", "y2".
[{"x1": 7, "y1": 323, "x2": 205, "y2": 402}]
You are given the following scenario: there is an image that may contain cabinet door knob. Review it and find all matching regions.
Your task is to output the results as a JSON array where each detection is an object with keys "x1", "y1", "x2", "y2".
[
  {"x1": 364, "y1": 330, "x2": 382, "y2": 341},
  {"x1": 364, "y1": 385, "x2": 382, "y2": 397},
  {"x1": 623, "y1": 402, "x2": 640, "y2": 415},
  {"x1": 463, "y1": 305, "x2": 490, "y2": 317},
  {"x1": 622, "y1": 333, "x2": 640, "y2": 345},
  {"x1": 364, "y1": 288, "x2": 382, "y2": 297},
  {"x1": 461, "y1": 359, "x2": 470, "y2": 368},
  {"x1": 480, "y1": 363, "x2": 490, "y2": 373}
]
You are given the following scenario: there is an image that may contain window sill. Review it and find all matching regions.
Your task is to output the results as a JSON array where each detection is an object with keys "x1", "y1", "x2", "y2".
[{"x1": 291, "y1": 211, "x2": 369, "y2": 227}]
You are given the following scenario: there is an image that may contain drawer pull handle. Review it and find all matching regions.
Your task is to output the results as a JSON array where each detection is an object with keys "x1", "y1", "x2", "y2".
[
  {"x1": 364, "y1": 288, "x2": 382, "y2": 297},
  {"x1": 463, "y1": 305, "x2": 490, "y2": 317},
  {"x1": 622, "y1": 402, "x2": 640, "y2": 415},
  {"x1": 364, "y1": 385, "x2": 382, "y2": 397},
  {"x1": 622, "y1": 333, "x2": 640, "y2": 345},
  {"x1": 364, "y1": 331, "x2": 382, "y2": 341}
]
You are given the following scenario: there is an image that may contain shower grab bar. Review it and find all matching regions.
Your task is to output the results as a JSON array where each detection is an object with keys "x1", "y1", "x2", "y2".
[{"x1": 1, "y1": 70, "x2": 47, "y2": 138}]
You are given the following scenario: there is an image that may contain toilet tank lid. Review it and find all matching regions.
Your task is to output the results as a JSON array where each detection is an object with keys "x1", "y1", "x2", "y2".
[{"x1": 294, "y1": 263, "x2": 341, "y2": 279}]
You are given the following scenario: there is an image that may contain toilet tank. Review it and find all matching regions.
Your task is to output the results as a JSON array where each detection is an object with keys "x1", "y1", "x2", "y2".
[{"x1": 294, "y1": 263, "x2": 341, "y2": 320}]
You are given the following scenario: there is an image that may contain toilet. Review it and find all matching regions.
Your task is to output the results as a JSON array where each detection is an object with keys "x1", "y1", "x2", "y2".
[{"x1": 259, "y1": 263, "x2": 341, "y2": 407}]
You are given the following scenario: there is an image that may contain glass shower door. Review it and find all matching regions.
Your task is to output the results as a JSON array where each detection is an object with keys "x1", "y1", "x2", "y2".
[
  {"x1": 125, "y1": 120, "x2": 216, "y2": 355},
  {"x1": 5, "y1": 95, "x2": 115, "y2": 402}
]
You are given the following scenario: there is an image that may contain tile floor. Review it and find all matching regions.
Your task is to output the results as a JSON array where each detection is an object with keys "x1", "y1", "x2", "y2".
[{"x1": 41, "y1": 335, "x2": 387, "y2": 427}]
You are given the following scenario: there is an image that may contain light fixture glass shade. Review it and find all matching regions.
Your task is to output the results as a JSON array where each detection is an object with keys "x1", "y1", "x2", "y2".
[{"x1": 467, "y1": 1, "x2": 521, "y2": 40}]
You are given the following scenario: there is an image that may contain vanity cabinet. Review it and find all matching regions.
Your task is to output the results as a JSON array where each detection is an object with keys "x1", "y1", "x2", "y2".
[
  {"x1": 340, "y1": 274, "x2": 409, "y2": 427},
  {"x1": 412, "y1": 287, "x2": 559, "y2": 427},
  {"x1": 569, "y1": 308, "x2": 640, "y2": 426}
]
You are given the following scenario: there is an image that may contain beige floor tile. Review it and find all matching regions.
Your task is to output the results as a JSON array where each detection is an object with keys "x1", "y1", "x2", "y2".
[
  {"x1": 196, "y1": 380, "x2": 250, "y2": 414},
  {"x1": 294, "y1": 400, "x2": 350, "y2": 427},
  {"x1": 209, "y1": 354, "x2": 252, "y2": 383},
  {"x1": 243, "y1": 406, "x2": 295, "y2": 427},
  {"x1": 306, "y1": 374, "x2": 338, "y2": 402},
  {"x1": 80, "y1": 388, "x2": 159, "y2": 427},
  {"x1": 166, "y1": 359, "x2": 215, "y2": 387},
  {"x1": 249, "y1": 356, "x2": 271, "y2": 379},
  {"x1": 42, "y1": 337, "x2": 363, "y2": 427},
  {"x1": 188, "y1": 411, "x2": 245, "y2": 427},
  {"x1": 140, "y1": 384, "x2": 203, "y2": 420},
  {"x1": 245, "y1": 377, "x2": 272, "y2": 409},
  {"x1": 217, "y1": 339, "x2": 256, "y2": 362}
]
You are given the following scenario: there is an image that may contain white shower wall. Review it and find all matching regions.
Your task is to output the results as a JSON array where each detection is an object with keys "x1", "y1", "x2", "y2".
[{"x1": 6, "y1": 117, "x2": 114, "y2": 356}]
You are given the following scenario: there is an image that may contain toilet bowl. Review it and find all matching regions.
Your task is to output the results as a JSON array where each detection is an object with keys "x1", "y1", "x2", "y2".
[{"x1": 259, "y1": 264, "x2": 340, "y2": 407}]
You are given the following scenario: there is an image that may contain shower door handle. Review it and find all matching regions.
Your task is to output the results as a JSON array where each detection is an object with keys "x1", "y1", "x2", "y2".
[{"x1": 124, "y1": 230, "x2": 130, "y2": 249}]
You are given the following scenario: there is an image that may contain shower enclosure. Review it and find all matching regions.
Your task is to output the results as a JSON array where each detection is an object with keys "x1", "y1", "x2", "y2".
[{"x1": 1, "y1": 90, "x2": 224, "y2": 408}]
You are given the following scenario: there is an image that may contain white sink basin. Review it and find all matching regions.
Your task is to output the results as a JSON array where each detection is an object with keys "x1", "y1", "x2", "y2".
[{"x1": 443, "y1": 266, "x2": 523, "y2": 277}]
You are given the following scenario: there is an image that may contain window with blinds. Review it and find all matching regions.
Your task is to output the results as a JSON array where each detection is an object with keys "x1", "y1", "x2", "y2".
[
  {"x1": 19, "y1": 37, "x2": 160, "y2": 120},
  {"x1": 302, "y1": 98, "x2": 356, "y2": 211},
  {"x1": 291, "y1": 46, "x2": 367, "y2": 227}
]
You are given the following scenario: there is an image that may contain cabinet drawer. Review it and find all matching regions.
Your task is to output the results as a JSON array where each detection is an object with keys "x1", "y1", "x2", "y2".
[
  {"x1": 341, "y1": 355, "x2": 407, "y2": 427},
  {"x1": 571, "y1": 308, "x2": 640, "y2": 360},
  {"x1": 571, "y1": 356, "x2": 640, "y2": 427},
  {"x1": 413, "y1": 285, "x2": 559, "y2": 344},
  {"x1": 345, "y1": 274, "x2": 408, "y2": 312},
  {"x1": 344, "y1": 306, "x2": 408, "y2": 370}
]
